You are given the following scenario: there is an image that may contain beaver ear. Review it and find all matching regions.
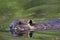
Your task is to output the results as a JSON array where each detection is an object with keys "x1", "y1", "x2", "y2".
[{"x1": 29, "y1": 20, "x2": 33, "y2": 24}]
